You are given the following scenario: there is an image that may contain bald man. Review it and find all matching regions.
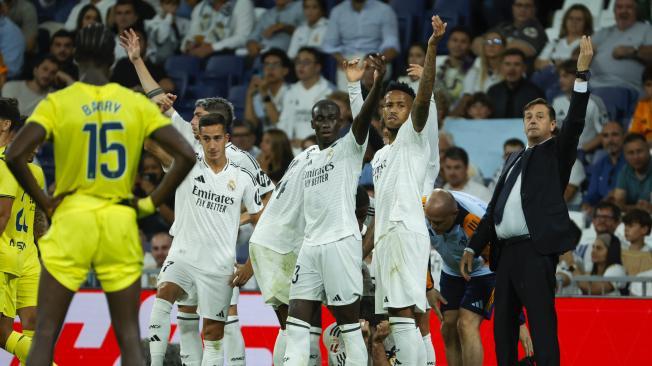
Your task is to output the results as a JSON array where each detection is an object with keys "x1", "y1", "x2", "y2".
[{"x1": 425, "y1": 189, "x2": 533, "y2": 365}]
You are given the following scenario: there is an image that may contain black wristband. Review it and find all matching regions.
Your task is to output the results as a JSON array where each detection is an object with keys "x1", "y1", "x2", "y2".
[
  {"x1": 575, "y1": 70, "x2": 590, "y2": 81},
  {"x1": 146, "y1": 88, "x2": 164, "y2": 99},
  {"x1": 262, "y1": 95, "x2": 272, "y2": 103}
]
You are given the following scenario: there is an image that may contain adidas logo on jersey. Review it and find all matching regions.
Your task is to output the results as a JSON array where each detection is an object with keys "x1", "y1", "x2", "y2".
[
  {"x1": 332, "y1": 294, "x2": 342, "y2": 302},
  {"x1": 217, "y1": 311, "x2": 225, "y2": 318},
  {"x1": 195, "y1": 175, "x2": 205, "y2": 183},
  {"x1": 149, "y1": 335, "x2": 161, "y2": 342},
  {"x1": 384, "y1": 296, "x2": 389, "y2": 303}
]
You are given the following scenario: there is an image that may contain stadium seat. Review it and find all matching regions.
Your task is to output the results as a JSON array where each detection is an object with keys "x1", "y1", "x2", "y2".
[
  {"x1": 530, "y1": 65, "x2": 561, "y2": 101},
  {"x1": 165, "y1": 55, "x2": 201, "y2": 79},
  {"x1": 598, "y1": 0, "x2": 616, "y2": 29},
  {"x1": 228, "y1": 84, "x2": 248, "y2": 121},
  {"x1": 433, "y1": 0, "x2": 472, "y2": 25},
  {"x1": 389, "y1": 0, "x2": 426, "y2": 16},
  {"x1": 325, "y1": 0, "x2": 341, "y2": 13},
  {"x1": 169, "y1": 73, "x2": 189, "y2": 101},
  {"x1": 591, "y1": 87, "x2": 639, "y2": 127},
  {"x1": 421, "y1": 13, "x2": 457, "y2": 54},
  {"x1": 397, "y1": 14, "x2": 414, "y2": 53},
  {"x1": 561, "y1": 0, "x2": 603, "y2": 18},
  {"x1": 205, "y1": 54, "x2": 246, "y2": 85}
]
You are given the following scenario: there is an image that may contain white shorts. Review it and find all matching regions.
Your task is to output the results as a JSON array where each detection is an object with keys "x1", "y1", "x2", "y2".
[
  {"x1": 176, "y1": 281, "x2": 240, "y2": 308},
  {"x1": 374, "y1": 225, "x2": 429, "y2": 314},
  {"x1": 158, "y1": 257, "x2": 232, "y2": 321},
  {"x1": 289, "y1": 236, "x2": 362, "y2": 306},
  {"x1": 250, "y1": 243, "x2": 298, "y2": 308}
]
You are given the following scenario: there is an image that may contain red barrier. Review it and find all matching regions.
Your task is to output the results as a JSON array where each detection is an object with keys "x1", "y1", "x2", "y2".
[{"x1": 2, "y1": 292, "x2": 650, "y2": 365}]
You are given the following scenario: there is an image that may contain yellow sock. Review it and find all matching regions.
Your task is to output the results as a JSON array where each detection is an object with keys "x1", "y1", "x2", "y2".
[
  {"x1": 5, "y1": 331, "x2": 31, "y2": 363},
  {"x1": 21, "y1": 329, "x2": 34, "y2": 338}
]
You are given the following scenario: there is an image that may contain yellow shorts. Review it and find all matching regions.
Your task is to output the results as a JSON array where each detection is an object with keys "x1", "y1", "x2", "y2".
[
  {"x1": 39, "y1": 200, "x2": 143, "y2": 292},
  {"x1": 0, "y1": 272, "x2": 17, "y2": 318},
  {"x1": 16, "y1": 249, "x2": 40, "y2": 310}
]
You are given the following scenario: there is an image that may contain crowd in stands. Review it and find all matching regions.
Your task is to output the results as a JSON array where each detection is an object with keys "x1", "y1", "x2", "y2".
[{"x1": 1, "y1": 0, "x2": 652, "y2": 295}]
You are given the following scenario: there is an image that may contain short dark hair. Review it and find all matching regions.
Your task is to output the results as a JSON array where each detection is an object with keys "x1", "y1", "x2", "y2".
[
  {"x1": 297, "y1": 46, "x2": 324, "y2": 66},
  {"x1": 465, "y1": 92, "x2": 493, "y2": 118},
  {"x1": 623, "y1": 132, "x2": 647, "y2": 146},
  {"x1": 34, "y1": 54, "x2": 60, "y2": 69},
  {"x1": 198, "y1": 112, "x2": 229, "y2": 131},
  {"x1": 504, "y1": 138, "x2": 525, "y2": 149},
  {"x1": 557, "y1": 59, "x2": 577, "y2": 74},
  {"x1": 444, "y1": 146, "x2": 469, "y2": 167},
  {"x1": 0, "y1": 98, "x2": 21, "y2": 130},
  {"x1": 75, "y1": 24, "x2": 116, "y2": 67},
  {"x1": 523, "y1": 98, "x2": 556, "y2": 120},
  {"x1": 594, "y1": 201, "x2": 621, "y2": 221},
  {"x1": 623, "y1": 208, "x2": 652, "y2": 235},
  {"x1": 232, "y1": 119, "x2": 255, "y2": 134},
  {"x1": 195, "y1": 97, "x2": 235, "y2": 132},
  {"x1": 261, "y1": 48, "x2": 292, "y2": 69},
  {"x1": 50, "y1": 29, "x2": 75, "y2": 46},
  {"x1": 115, "y1": 0, "x2": 137, "y2": 10},
  {"x1": 384, "y1": 81, "x2": 416, "y2": 99},
  {"x1": 303, "y1": 0, "x2": 326, "y2": 14},
  {"x1": 501, "y1": 48, "x2": 527, "y2": 63},
  {"x1": 448, "y1": 25, "x2": 472, "y2": 41},
  {"x1": 643, "y1": 65, "x2": 652, "y2": 83}
]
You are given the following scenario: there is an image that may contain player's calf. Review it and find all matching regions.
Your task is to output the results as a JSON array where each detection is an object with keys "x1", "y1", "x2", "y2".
[{"x1": 203, "y1": 319, "x2": 228, "y2": 365}]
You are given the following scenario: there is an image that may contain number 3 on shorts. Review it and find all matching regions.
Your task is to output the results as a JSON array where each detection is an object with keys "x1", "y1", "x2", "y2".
[{"x1": 292, "y1": 265, "x2": 300, "y2": 284}]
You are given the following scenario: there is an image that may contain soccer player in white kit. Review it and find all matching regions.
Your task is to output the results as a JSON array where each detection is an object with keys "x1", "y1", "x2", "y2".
[
  {"x1": 370, "y1": 16, "x2": 447, "y2": 365},
  {"x1": 147, "y1": 112, "x2": 263, "y2": 366},
  {"x1": 118, "y1": 29, "x2": 274, "y2": 365},
  {"x1": 249, "y1": 142, "x2": 322, "y2": 366},
  {"x1": 282, "y1": 55, "x2": 386, "y2": 366}
]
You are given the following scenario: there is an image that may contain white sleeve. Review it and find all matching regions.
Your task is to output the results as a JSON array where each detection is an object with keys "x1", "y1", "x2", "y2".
[
  {"x1": 538, "y1": 40, "x2": 554, "y2": 61},
  {"x1": 569, "y1": 160, "x2": 585, "y2": 186},
  {"x1": 348, "y1": 81, "x2": 364, "y2": 118},
  {"x1": 604, "y1": 264, "x2": 627, "y2": 290},
  {"x1": 64, "y1": 4, "x2": 81, "y2": 30},
  {"x1": 171, "y1": 111, "x2": 196, "y2": 145},
  {"x1": 341, "y1": 127, "x2": 368, "y2": 157},
  {"x1": 422, "y1": 96, "x2": 440, "y2": 195},
  {"x1": 242, "y1": 173, "x2": 263, "y2": 214},
  {"x1": 277, "y1": 91, "x2": 294, "y2": 137},
  {"x1": 462, "y1": 67, "x2": 478, "y2": 95},
  {"x1": 182, "y1": 5, "x2": 202, "y2": 49},
  {"x1": 287, "y1": 26, "x2": 303, "y2": 59},
  {"x1": 211, "y1": 0, "x2": 254, "y2": 51}
]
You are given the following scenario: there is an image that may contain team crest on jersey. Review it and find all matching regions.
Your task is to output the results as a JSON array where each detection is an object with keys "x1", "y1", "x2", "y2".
[
  {"x1": 326, "y1": 148, "x2": 335, "y2": 161},
  {"x1": 227, "y1": 179, "x2": 236, "y2": 191}
]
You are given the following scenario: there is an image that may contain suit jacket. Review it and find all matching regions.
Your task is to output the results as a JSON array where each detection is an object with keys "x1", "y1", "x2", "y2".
[{"x1": 469, "y1": 89, "x2": 590, "y2": 271}]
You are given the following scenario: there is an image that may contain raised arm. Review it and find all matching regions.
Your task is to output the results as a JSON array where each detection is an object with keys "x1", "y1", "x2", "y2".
[
  {"x1": 351, "y1": 56, "x2": 386, "y2": 145},
  {"x1": 411, "y1": 16, "x2": 446, "y2": 132},
  {"x1": 343, "y1": 57, "x2": 367, "y2": 118}
]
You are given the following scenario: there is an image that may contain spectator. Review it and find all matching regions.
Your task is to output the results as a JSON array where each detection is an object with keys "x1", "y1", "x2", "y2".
[
  {"x1": 244, "y1": 47, "x2": 290, "y2": 132},
  {"x1": 622, "y1": 208, "x2": 652, "y2": 275},
  {"x1": 614, "y1": 133, "x2": 652, "y2": 213},
  {"x1": 76, "y1": 3, "x2": 103, "y2": 30},
  {"x1": 3, "y1": 0, "x2": 37, "y2": 53},
  {"x1": 257, "y1": 128, "x2": 294, "y2": 184},
  {"x1": 576, "y1": 233, "x2": 627, "y2": 296},
  {"x1": 463, "y1": 92, "x2": 493, "y2": 119},
  {"x1": 277, "y1": 46, "x2": 334, "y2": 144},
  {"x1": 322, "y1": 0, "x2": 399, "y2": 89},
  {"x1": 576, "y1": 201, "x2": 623, "y2": 274},
  {"x1": 436, "y1": 131, "x2": 486, "y2": 188},
  {"x1": 287, "y1": 0, "x2": 328, "y2": 59},
  {"x1": 452, "y1": 31, "x2": 504, "y2": 116},
  {"x1": 111, "y1": 27, "x2": 174, "y2": 92},
  {"x1": 582, "y1": 122, "x2": 626, "y2": 211},
  {"x1": 150, "y1": 232, "x2": 172, "y2": 268},
  {"x1": 0, "y1": 3, "x2": 25, "y2": 79},
  {"x1": 486, "y1": 48, "x2": 543, "y2": 118},
  {"x1": 328, "y1": 90, "x2": 353, "y2": 134},
  {"x1": 535, "y1": 4, "x2": 593, "y2": 70},
  {"x1": 488, "y1": 137, "x2": 525, "y2": 191},
  {"x1": 65, "y1": 0, "x2": 115, "y2": 31},
  {"x1": 144, "y1": 0, "x2": 190, "y2": 63},
  {"x1": 1, "y1": 54, "x2": 58, "y2": 115},
  {"x1": 481, "y1": 0, "x2": 547, "y2": 62},
  {"x1": 565, "y1": 160, "x2": 586, "y2": 210},
  {"x1": 246, "y1": 0, "x2": 303, "y2": 58},
  {"x1": 49, "y1": 30, "x2": 78, "y2": 89},
  {"x1": 397, "y1": 43, "x2": 425, "y2": 93},
  {"x1": 552, "y1": 59, "x2": 608, "y2": 157},
  {"x1": 434, "y1": 27, "x2": 474, "y2": 107},
  {"x1": 111, "y1": 0, "x2": 143, "y2": 60},
  {"x1": 231, "y1": 119, "x2": 260, "y2": 157},
  {"x1": 629, "y1": 65, "x2": 652, "y2": 144},
  {"x1": 442, "y1": 146, "x2": 493, "y2": 202},
  {"x1": 135, "y1": 152, "x2": 175, "y2": 231},
  {"x1": 182, "y1": 0, "x2": 254, "y2": 58},
  {"x1": 591, "y1": 0, "x2": 652, "y2": 92},
  {"x1": 140, "y1": 229, "x2": 157, "y2": 270}
]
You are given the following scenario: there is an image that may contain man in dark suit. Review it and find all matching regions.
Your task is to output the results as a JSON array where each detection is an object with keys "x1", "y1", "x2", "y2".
[{"x1": 460, "y1": 36, "x2": 594, "y2": 366}]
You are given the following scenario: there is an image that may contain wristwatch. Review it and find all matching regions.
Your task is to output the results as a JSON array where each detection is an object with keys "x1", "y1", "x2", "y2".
[{"x1": 575, "y1": 70, "x2": 591, "y2": 81}]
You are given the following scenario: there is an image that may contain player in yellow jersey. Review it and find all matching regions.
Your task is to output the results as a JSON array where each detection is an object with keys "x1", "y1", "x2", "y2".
[{"x1": 4, "y1": 24, "x2": 196, "y2": 365}]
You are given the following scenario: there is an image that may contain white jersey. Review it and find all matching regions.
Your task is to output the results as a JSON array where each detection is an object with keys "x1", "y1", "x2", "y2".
[
  {"x1": 168, "y1": 158, "x2": 263, "y2": 275},
  {"x1": 170, "y1": 110, "x2": 275, "y2": 196},
  {"x1": 249, "y1": 145, "x2": 320, "y2": 254},
  {"x1": 303, "y1": 130, "x2": 366, "y2": 246}
]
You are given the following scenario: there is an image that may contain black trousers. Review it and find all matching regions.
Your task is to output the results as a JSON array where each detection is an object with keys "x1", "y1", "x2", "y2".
[{"x1": 494, "y1": 240, "x2": 560, "y2": 366}]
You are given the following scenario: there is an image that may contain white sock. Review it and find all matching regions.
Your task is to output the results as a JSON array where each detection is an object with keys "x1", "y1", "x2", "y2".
[
  {"x1": 178, "y1": 312, "x2": 202, "y2": 366},
  {"x1": 423, "y1": 333, "x2": 436, "y2": 366},
  {"x1": 309, "y1": 326, "x2": 322, "y2": 366},
  {"x1": 224, "y1": 315, "x2": 246, "y2": 365},
  {"x1": 283, "y1": 316, "x2": 311, "y2": 365},
  {"x1": 339, "y1": 323, "x2": 368, "y2": 366},
  {"x1": 202, "y1": 339, "x2": 224, "y2": 366},
  {"x1": 273, "y1": 329, "x2": 287, "y2": 366},
  {"x1": 148, "y1": 298, "x2": 173, "y2": 366},
  {"x1": 415, "y1": 327, "x2": 426, "y2": 365},
  {"x1": 389, "y1": 317, "x2": 419, "y2": 365}
]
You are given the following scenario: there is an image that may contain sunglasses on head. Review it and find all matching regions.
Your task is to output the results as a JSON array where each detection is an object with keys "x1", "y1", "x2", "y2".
[{"x1": 485, "y1": 38, "x2": 503, "y2": 45}]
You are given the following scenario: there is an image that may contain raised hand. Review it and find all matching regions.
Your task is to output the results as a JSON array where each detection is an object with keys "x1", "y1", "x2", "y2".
[
  {"x1": 428, "y1": 15, "x2": 448, "y2": 45},
  {"x1": 119, "y1": 28, "x2": 142, "y2": 63},
  {"x1": 577, "y1": 35, "x2": 593, "y2": 72},
  {"x1": 367, "y1": 55, "x2": 386, "y2": 82},
  {"x1": 343, "y1": 58, "x2": 365, "y2": 83},
  {"x1": 407, "y1": 63, "x2": 424, "y2": 80}
]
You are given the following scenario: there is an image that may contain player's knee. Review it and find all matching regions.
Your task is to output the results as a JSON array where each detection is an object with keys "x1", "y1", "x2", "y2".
[
  {"x1": 456, "y1": 315, "x2": 479, "y2": 340},
  {"x1": 156, "y1": 282, "x2": 183, "y2": 303},
  {"x1": 441, "y1": 319, "x2": 458, "y2": 343},
  {"x1": 228, "y1": 304, "x2": 238, "y2": 316},
  {"x1": 202, "y1": 319, "x2": 225, "y2": 341}
]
